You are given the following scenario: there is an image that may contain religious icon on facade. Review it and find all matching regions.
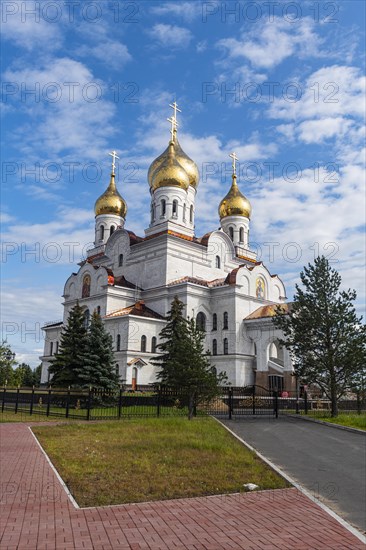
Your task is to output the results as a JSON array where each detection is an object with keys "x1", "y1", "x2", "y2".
[
  {"x1": 256, "y1": 278, "x2": 265, "y2": 299},
  {"x1": 82, "y1": 274, "x2": 91, "y2": 298}
]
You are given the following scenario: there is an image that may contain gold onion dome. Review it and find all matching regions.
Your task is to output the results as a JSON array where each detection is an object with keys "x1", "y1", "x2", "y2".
[
  {"x1": 94, "y1": 173, "x2": 127, "y2": 218},
  {"x1": 148, "y1": 133, "x2": 199, "y2": 190},
  {"x1": 218, "y1": 174, "x2": 252, "y2": 219},
  {"x1": 173, "y1": 135, "x2": 199, "y2": 188},
  {"x1": 150, "y1": 141, "x2": 190, "y2": 192}
]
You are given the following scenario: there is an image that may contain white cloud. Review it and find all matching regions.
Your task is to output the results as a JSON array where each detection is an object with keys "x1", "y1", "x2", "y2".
[
  {"x1": 1, "y1": 0, "x2": 63, "y2": 51},
  {"x1": 1, "y1": 285, "x2": 63, "y2": 367},
  {"x1": 269, "y1": 65, "x2": 365, "y2": 121},
  {"x1": 148, "y1": 24, "x2": 192, "y2": 49},
  {"x1": 2, "y1": 207, "x2": 94, "y2": 266},
  {"x1": 77, "y1": 40, "x2": 132, "y2": 70},
  {"x1": 0, "y1": 212, "x2": 16, "y2": 224},
  {"x1": 196, "y1": 40, "x2": 207, "y2": 53},
  {"x1": 217, "y1": 17, "x2": 323, "y2": 70},
  {"x1": 297, "y1": 117, "x2": 353, "y2": 144},
  {"x1": 4, "y1": 58, "x2": 117, "y2": 162},
  {"x1": 150, "y1": 2, "x2": 200, "y2": 22}
]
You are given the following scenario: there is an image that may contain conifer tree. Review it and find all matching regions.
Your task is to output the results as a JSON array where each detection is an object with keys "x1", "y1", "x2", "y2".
[
  {"x1": 0, "y1": 341, "x2": 16, "y2": 386},
  {"x1": 153, "y1": 297, "x2": 227, "y2": 419},
  {"x1": 48, "y1": 302, "x2": 88, "y2": 387},
  {"x1": 273, "y1": 256, "x2": 366, "y2": 416},
  {"x1": 80, "y1": 311, "x2": 119, "y2": 390}
]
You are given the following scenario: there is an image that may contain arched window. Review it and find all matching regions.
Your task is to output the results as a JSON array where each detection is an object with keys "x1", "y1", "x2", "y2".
[
  {"x1": 117, "y1": 334, "x2": 121, "y2": 351},
  {"x1": 110, "y1": 225, "x2": 115, "y2": 236},
  {"x1": 223, "y1": 311, "x2": 228, "y2": 330},
  {"x1": 223, "y1": 338, "x2": 228, "y2": 355},
  {"x1": 151, "y1": 204, "x2": 155, "y2": 223},
  {"x1": 212, "y1": 339, "x2": 217, "y2": 355},
  {"x1": 118, "y1": 253, "x2": 123, "y2": 267},
  {"x1": 82, "y1": 274, "x2": 91, "y2": 298},
  {"x1": 96, "y1": 306, "x2": 101, "y2": 315},
  {"x1": 83, "y1": 309, "x2": 90, "y2": 328},
  {"x1": 190, "y1": 204, "x2": 194, "y2": 223},
  {"x1": 215, "y1": 255, "x2": 221, "y2": 269},
  {"x1": 183, "y1": 203, "x2": 186, "y2": 220},
  {"x1": 212, "y1": 313, "x2": 217, "y2": 331},
  {"x1": 161, "y1": 199, "x2": 166, "y2": 216},
  {"x1": 229, "y1": 227, "x2": 234, "y2": 241},
  {"x1": 151, "y1": 336, "x2": 157, "y2": 353},
  {"x1": 55, "y1": 341, "x2": 59, "y2": 354},
  {"x1": 141, "y1": 335, "x2": 147, "y2": 352},
  {"x1": 239, "y1": 227, "x2": 244, "y2": 243},
  {"x1": 196, "y1": 312, "x2": 206, "y2": 332},
  {"x1": 100, "y1": 225, "x2": 105, "y2": 241},
  {"x1": 50, "y1": 341, "x2": 53, "y2": 356},
  {"x1": 172, "y1": 200, "x2": 178, "y2": 216}
]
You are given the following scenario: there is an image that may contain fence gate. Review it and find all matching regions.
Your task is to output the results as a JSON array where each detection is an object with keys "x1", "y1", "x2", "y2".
[{"x1": 229, "y1": 385, "x2": 276, "y2": 417}]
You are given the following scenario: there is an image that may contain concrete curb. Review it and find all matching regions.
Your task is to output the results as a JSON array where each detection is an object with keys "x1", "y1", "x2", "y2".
[
  {"x1": 287, "y1": 414, "x2": 366, "y2": 434},
  {"x1": 215, "y1": 417, "x2": 366, "y2": 544}
]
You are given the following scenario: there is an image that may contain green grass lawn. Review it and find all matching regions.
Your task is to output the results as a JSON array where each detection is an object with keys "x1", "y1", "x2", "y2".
[
  {"x1": 308, "y1": 413, "x2": 366, "y2": 430},
  {"x1": 32, "y1": 417, "x2": 289, "y2": 507},
  {"x1": 0, "y1": 410, "x2": 70, "y2": 422}
]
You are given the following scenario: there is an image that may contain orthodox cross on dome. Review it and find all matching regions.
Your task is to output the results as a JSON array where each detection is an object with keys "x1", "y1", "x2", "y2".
[
  {"x1": 229, "y1": 152, "x2": 238, "y2": 176},
  {"x1": 167, "y1": 100, "x2": 181, "y2": 140},
  {"x1": 169, "y1": 100, "x2": 181, "y2": 123},
  {"x1": 109, "y1": 150, "x2": 120, "y2": 175},
  {"x1": 167, "y1": 116, "x2": 178, "y2": 141}
]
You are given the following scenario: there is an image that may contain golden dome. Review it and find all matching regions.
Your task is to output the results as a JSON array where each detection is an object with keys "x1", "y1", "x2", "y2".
[
  {"x1": 148, "y1": 132, "x2": 199, "y2": 189},
  {"x1": 94, "y1": 173, "x2": 127, "y2": 218},
  {"x1": 219, "y1": 175, "x2": 252, "y2": 219},
  {"x1": 150, "y1": 141, "x2": 190, "y2": 192},
  {"x1": 173, "y1": 136, "x2": 199, "y2": 188},
  {"x1": 147, "y1": 144, "x2": 170, "y2": 187}
]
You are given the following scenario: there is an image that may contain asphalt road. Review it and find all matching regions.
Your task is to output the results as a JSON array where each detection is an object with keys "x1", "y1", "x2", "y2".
[{"x1": 222, "y1": 416, "x2": 366, "y2": 533}]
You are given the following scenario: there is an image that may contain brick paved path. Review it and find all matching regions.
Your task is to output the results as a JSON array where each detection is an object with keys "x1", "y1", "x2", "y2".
[{"x1": 0, "y1": 423, "x2": 364, "y2": 550}]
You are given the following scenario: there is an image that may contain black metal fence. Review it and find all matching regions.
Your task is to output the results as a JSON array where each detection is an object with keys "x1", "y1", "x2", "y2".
[{"x1": 1, "y1": 385, "x2": 365, "y2": 421}]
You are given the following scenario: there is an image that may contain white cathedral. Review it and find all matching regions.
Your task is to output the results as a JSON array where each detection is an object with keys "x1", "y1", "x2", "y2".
[{"x1": 41, "y1": 104, "x2": 294, "y2": 391}]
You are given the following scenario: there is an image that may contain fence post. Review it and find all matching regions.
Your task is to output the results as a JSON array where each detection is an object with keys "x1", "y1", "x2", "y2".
[
  {"x1": 2, "y1": 385, "x2": 6, "y2": 413},
  {"x1": 228, "y1": 387, "x2": 233, "y2": 420},
  {"x1": 252, "y1": 385, "x2": 256, "y2": 416},
  {"x1": 356, "y1": 391, "x2": 361, "y2": 415},
  {"x1": 157, "y1": 386, "x2": 161, "y2": 418},
  {"x1": 65, "y1": 387, "x2": 70, "y2": 418},
  {"x1": 274, "y1": 390, "x2": 278, "y2": 418},
  {"x1": 30, "y1": 386, "x2": 35, "y2": 415},
  {"x1": 87, "y1": 387, "x2": 92, "y2": 421},
  {"x1": 46, "y1": 387, "x2": 51, "y2": 417},
  {"x1": 15, "y1": 386, "x2": 20, "y2": 414},
  {"x1": 304, "y1": 391, "x2": 308, "y2": 415},
  {"x1": 118, "y1": 387, "x2": 122, "y2": 419}
]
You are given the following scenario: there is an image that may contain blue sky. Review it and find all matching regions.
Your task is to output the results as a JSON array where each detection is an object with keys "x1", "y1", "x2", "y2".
[{"x1": 1, "y1": 0, "x2": 365, "y2": 366}]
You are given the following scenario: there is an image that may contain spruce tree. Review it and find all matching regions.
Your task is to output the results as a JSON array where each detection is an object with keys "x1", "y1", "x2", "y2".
[
  {"x1": 153, "y1": 297, "x2": 227, "y2": 419},
  {"x1": 273, "y1": 256, "x2": 366, "y2": 416},
  {"x1": 0, "y1": 341, "x2": 16, "y2": 386},
  {"x1": 80, "y1": 311, "x2": 119, "y2": 390},
  {"x1": 48, "y1": 302, "x2": 88, "y2": 387}
]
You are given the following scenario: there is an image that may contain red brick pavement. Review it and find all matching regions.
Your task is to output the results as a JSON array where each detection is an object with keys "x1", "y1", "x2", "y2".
[{"x1": 0, "y1": 423, "x2": 364, "y2": 550}]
